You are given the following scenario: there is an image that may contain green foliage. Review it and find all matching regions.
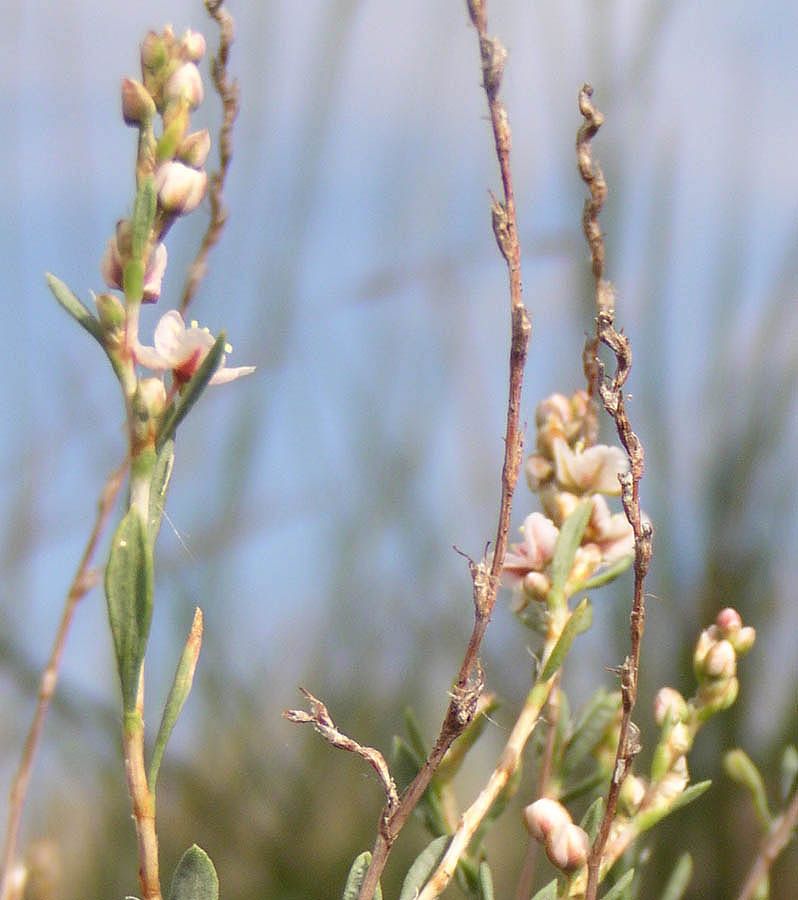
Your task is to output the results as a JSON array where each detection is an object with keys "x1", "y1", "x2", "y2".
[
  {"x1": 601, "y1": 868, "x2": 635, "y2": 900},
  {"x1": 46, "y1": 273, "x2": 105, "y2": 345},
  {"x1": 148, "y1": 437, "x2": 175, "y2": 545},
  {"x1": 105, "y1": 508, "x2": 153, "y2": 712},
  {"x1": 398, "y1": 835, "x2": 449, "y2": 900},
  {"x1": 540, "y1": 597, "x2": 592, "y2": 682},
  {"x1": 168, "y1": 844, "x2": 219, "y2": 900},
  {"x1": 547, "y1": 500, "x2": 593, "y2": 609},
  {"x1": 659, "y1": 853, "x2": 693, "y2": 900},
  {"x1": 341, "y1": 851, "x2": 382, "y2": 900},
  {"x1": 156, "y1": 331, "x2": 227, "y2": 451},
  {"x1": 529, "y1": 879, "x2": 559, "y2": 900}
]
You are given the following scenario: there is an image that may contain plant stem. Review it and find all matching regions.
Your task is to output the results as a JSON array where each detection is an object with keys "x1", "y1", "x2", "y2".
[{"x1": 0, "y1": 462, "x2": 126, "y2": 900}]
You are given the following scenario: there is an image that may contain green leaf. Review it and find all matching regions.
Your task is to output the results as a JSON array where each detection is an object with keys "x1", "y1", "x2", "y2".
[
  {"x1": 398, "y1": 835, "x2": 449, "y2": 900},
  {"x1": 600, "y1": 868, "x2": 634, "y2": 900},
  {"x1": 392, "y1": 735, "x2": 423, "y2": 789},
  {"x1": 148, "y1": 437, "x2": 175, "y2": 545},
  {"x1": 105, "y1": 509, "x2": 153, "y2": 712},
  {"x1": 168, "y1": 844, "x2": 219, "y2": 900},
  {"x1": 547, "y1": 500, "x2": 593, "y2": 607},
  {"x1": 404, "y1": 706, "x2": 429, "y2": 762},
  {"x1": 578, "y1": 553, "x2": 633, "y2": 590},
  {"x1": 156, "y1": 331, "x2": 227, "y2": 451},
  {"x1": 660, "y1": 853, "x2": 693, "y2": 900},
  {"x1": 539, "y1": 597, "x2": 592, "y2": 682},
  {"x1": 635, "y1": 780, "x2": 712, "y2": 833},
  {"x1": 46, "y1": 273, "x2": 105, "y2": 345},
  {"x1": 131, "y1": 175, "x2": 157, "y2": 259},
  {"x1": 477, "y1": 861, "x2": 495, "y2": 900},
  {"x1": 530, "y1": 878, "x2": 559, "y2": 900},
  {"x1": 723, "y1": 749, "x2": 771, "y2": 826},
  {"x1": 559, "y1": 768, "x2": 608, "y2": 805},
  {"x1": 148, "y1": 607, "x2": 203, "y2": 790},
  {"x1": 562, "y1": 689, "x2": 622, "y2": 776},
  {"x1": 579, "y1": 796, "x2": 604, "y2": 841},
  {"x1": 341, "y1": 851, "x2": 381, "y2": 900},
  {"x1": 779, "y1": 744, "x2": 798, "y2": 803}
]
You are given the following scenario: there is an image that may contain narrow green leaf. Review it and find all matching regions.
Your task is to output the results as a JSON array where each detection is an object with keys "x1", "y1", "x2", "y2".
[
  {"x1": 148, "y1": 607, "x2": 203, "y2": 790},
  {"x1": 342, "y1": 851, "x2": 381, "y2": 900},
  {"x1": 148, "y1": 437, "x2": 174, "y2": 546},
  {"x1": 723, "y1": 749, "x2": 771, "y2": 826},
  {"x1": 131, "y1": 175, "x2": 157, "y2": 259},
  {"x1": 404, "y1": 706, "x2": 429, "y2": 762},
  {"x1": 398, "y1": 835, "x2": 449, "y2": 900},
  {"x1": 540, "y1": 597, "x2": 592, "y2": 682},
  {"x1": 46, "y1": 273, "x2": 104, "y2": 344},
  {"x1": 105, "y1": 509, "x2": 153, "y2": 712},
  {"x1": 477, "y1": 861, "x2": 495, "y2": 900},
  {"x1": 559, "y1": 768, "x2": 608, "y2": 805},
  {"x1": 156, "y1": 331, "x2": 226, "y2": 451},
  {"x1": 168, "y1": 844, "x2": 219, "y2": 900},
  {"x1": 578, "y1": 553, "x2": 633, "y2": 590},
  {"x1": 548, "y1": 500, "x2": 593, "y2": 605},
  {"x1": 392, "y1": 735, "x2": 423, "y2": 789},
  {"x1": 635, "y1": 780, "x2": 712, "y2": 833},
  {"x1": 562, "y1": 689, "x2": 622, "y2": 775},
  {"x1": 579, "y1": 796, "x2": 604, "y2": 841},
  {"x1": 600, "y1": 868, "x2": 634, "y2": 900},
  {"x1": 660, "y1": 853, "x2": 693, "y2": 900},
  {"x1": 780, "y1": 745, "x2": 798, "y2": 803},
  {"x1": 530, "y1": 878, "x2": 559, "y2": 900}
]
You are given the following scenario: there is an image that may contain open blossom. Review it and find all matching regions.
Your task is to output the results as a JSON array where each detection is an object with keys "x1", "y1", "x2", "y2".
[
  {"x1": 154, "y1": 161, "x2": 207, "y2": 216},
  {"x1": 502, "y1": 512, "x2": 559, "y2": 588},
  {"x1": 551, "y1": 437, "x2": 628, "y2": 496},
  {"x1": 135, "y1": 310, "x2": 255, "y2": 385}
]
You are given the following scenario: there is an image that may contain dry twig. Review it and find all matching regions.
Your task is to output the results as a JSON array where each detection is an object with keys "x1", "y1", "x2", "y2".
[{"x1": 576, "y1": 84, "x2": 653, "y2": 900}]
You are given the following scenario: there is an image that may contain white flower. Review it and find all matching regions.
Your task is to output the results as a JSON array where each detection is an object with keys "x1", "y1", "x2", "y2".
[
  {"x1": 502, "y1": 512, "x2": 559, "y2": 588},
  {"x1": 552, "y1": 437, "x2": 628, "y2": 495},
  {"x1": 154, "y1": 161, "x2": 207, "y2": 215},
  {"x1": 135, "y1": 310, "x2": 255, "y2": 385}
]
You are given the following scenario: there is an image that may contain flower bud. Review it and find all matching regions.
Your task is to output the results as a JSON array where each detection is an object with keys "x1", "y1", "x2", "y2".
[
  {"x1": 521, "y1": 571, "x2": 551, "y2": 602},
  {"x1": 653, "y1": 687, "x2": 688, "y2": 726},
  {"x1": 668, "y1": 722, "x2": 692, "y2": 758},
  {"x1": 181, "y1": 29, "x2": 206, "y2": 61},
  {"x1": 138, "y1": 377, "x2": 167, "y2": 419},
  {"x1": 526, "y1": 453, "x2": 554, "y2": 491},
  {"x1": 697, "y1": 675, "x2": 739, "y2": 717},
  {"x1": 523, "y1": 798, "x2": 572, "y2": 843},
  {"x1": 545, "y1": 823, "x2": 589, "y2": 872},
  {"x1": 618, "y1": 774, "x2": 646, "y2": 815},
  {"x1": 164, "y1": 62, "x2": 204, "y2": 108},
  {"x1": 142, "y1": 243, "x2": 168, "y2": 303},
  {"x1": 704, "y1": 640, "x2": 736, "y2": 679},
  {"x1": 121, "y1": 78, "x2": 156, "y2": 125},
  {"x1": 716, "y1": 607, "x2": 742, "y2": 635},
  {"x1": 154, "y1": 161, "x2": 207, "y2": 215},
  {"x1": 731, "y1": 625, "x2": 756, "y2": 657},
  {"x1": 95, "y1": 292, "x2": 125, "y2": 333},
  {"x1": 177, "y1": 129, "x2": 211, "y2": 168}
]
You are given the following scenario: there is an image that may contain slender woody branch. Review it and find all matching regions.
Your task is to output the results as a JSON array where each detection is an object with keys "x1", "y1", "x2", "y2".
[
  {"x1": 576, "y1": 84, "x2": 653, "y2": 900},
  {"x1": 347, "y1": 3, "x2": 531, "y2": 897}
]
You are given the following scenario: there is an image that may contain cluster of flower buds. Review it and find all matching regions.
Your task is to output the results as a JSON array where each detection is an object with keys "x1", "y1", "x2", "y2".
[
  {"x1": 503, "y1": 390, "x2": 637, "y2": 610},
  {"x1": 102, "y1": 26, "x2": 211, "y2": 306},
  {"x1": 622, "y1": 609, "x2": 754, "y2": 820},
  {"x1": 523, "y1": 797, "x2": 590, "y2": 872}
]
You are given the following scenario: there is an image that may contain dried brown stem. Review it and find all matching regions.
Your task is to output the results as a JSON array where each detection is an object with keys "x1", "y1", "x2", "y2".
[
  {"x1": 346, "y1": 5, "x2": 530, "y2": 897},
  {"x1": 576, "y1": 84, "x2": 653, "y2": 900},
  {"x1": 283, "y1": 689, "x2": 400, "y2": 814},
  {"x1": 179, "y1": 0, "x2": 240, "y2": 315},
  {"x1": 0, "y1": 461, "x2": 127, "y2": 900},
  {"x1": 736, "y1": 785, "x2": 798, "y2": 900}
]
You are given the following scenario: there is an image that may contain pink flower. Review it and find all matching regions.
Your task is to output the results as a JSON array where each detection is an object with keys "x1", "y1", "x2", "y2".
[
  {"x1": 154, "y1": 161, "x2": 207, "y2": 215},
  {"x1": 135, "y1": 310, "x2": 255, "y2": 386},
  {"x1": 164, "y1": 62, "x2": 204, "y2": 108},
  {"x1": 100, "y1": 227, "x2": 167, "y2": 303},
  {"x1": 552, "y1": 437, "x2": 628, "y2": 495},
  {"x1": 502, "y1": 513, "x2": 559, "y2": 588}
]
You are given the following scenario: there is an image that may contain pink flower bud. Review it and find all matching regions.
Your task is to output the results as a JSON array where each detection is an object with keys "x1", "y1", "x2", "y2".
[
  {"x1": 164, "y1": 62, "x2": 204, "y2": 108},
  {"x1": 619, "y1": 775, "x2": 646, "y2": 815},
  {"x1": 138, "y1": 377, "x2": 167, "y2": 418},
  {"x1": 121, "y1": 78, "x2": 156, "y2": 125},
  {"x1": 177, "y1": 129, "x2": 211, "y2": 168},
  {"x1": 704, "y1": 640, "x2": 736, "y2": 679},
  {"x1": 154, "y1": 161, "x2": 207, "y2": 215},
  {"x1": 523, "y1": 798, "x2": 572, "y2": 842},
  {"x1": 716, "y1": 607, "x2": 742, "y2": 635},
  {"x1": 653, "y1": 687, "x2": 688, "y2": 726},
  {"x1": 182, "y1": 29, "x2": 206, "y2": 61},
  {"x1": 545, "y1": 823, "x2": 590, "y2": 872}
]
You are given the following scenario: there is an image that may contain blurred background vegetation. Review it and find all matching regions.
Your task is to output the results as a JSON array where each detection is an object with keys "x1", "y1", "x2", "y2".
[{"x1": 1, "y1": 1, "x2": 796, "y2": 898}]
